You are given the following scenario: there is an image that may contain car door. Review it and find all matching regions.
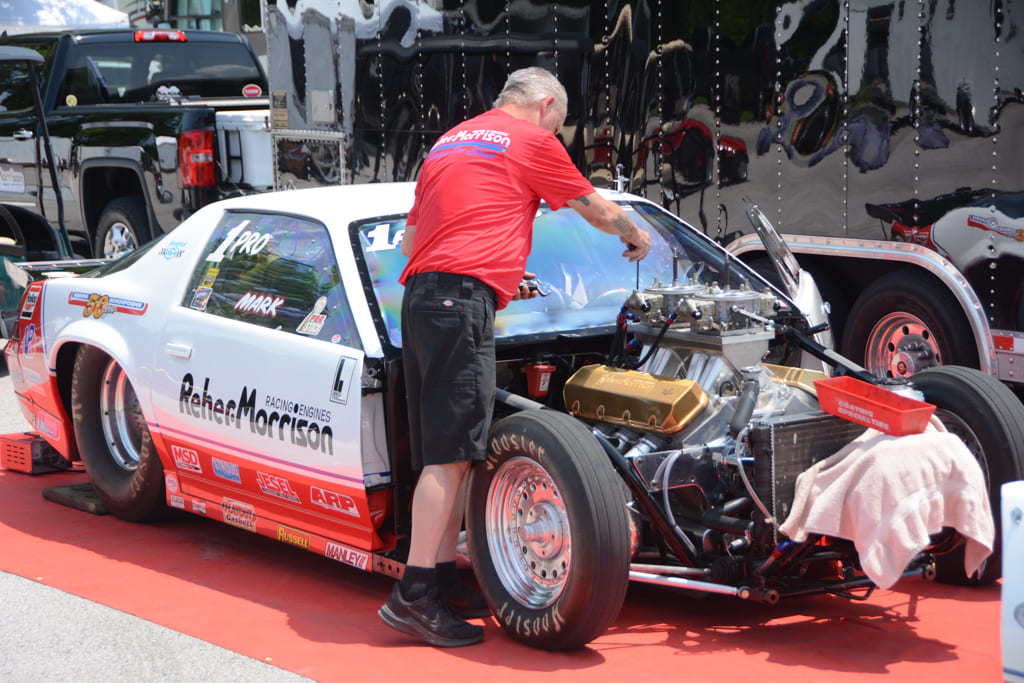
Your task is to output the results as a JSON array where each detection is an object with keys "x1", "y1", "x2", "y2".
[
  {"x1": 150, "y1": 209, "x2": 375, "y2": 549},
  {"x1": 0, "y1": 58, "x2": 41, "y2": 214}
]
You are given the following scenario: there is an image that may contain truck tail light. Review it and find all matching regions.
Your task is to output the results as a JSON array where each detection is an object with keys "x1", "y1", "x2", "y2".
[
  {"x1": 135, "y1": 30, "x2": 187, "y2": 42},
  {"x1": 178, "y1": 130, "x2": 216, "y2": 188}
]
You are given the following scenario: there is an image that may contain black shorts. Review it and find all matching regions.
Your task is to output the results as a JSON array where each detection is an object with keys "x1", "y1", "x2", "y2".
[{"x1": 402, "y1": 271, "x2": 497, "y2": 469}]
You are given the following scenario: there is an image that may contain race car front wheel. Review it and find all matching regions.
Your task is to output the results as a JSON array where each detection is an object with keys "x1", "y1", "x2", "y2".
[
  {"x1": 71, "y1": 345, "x2": 167, "y2": 522},
  {"x1": 913, "y1": 366, "x2": 1024, "y2": 584},
  {"x1": 466, "y1": 410, "x2": 631, "y2": 650}
]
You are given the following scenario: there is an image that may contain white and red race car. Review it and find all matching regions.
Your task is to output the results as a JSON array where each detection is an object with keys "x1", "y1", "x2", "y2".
[{"x1": 4, "y1": 184, "x2": 1021, "y2": 650}]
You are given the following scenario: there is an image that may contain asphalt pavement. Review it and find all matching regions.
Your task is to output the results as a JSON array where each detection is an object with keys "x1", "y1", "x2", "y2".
[{"x1": 0, "y1": 364, "x2": 313, "y2": 682}]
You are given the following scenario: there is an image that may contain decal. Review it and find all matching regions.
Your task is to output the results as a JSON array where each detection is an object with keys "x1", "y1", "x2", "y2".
[
  {"x1": 192, "y1": 500, "x2": 207, "y2": 515},
  {"x1": 222, "y1": 498, "x2": 256, "y2": 530},
  {"x1": 324, "y1": 542, "x2": 369, "y2": 571},
  {"x1": 363, "y1": 221, "x2": 405, "y2": 252},
  {"x1": 155, "y1": 84, "x2": 182, "y2": 101},
  {"x1": 967, "y1": 213, "x2": 1018, "y2": 239},
  {"x1": 277, "y1": 525, "x2": 310, "y2": 549},
  {"x1": 228, "y1": 230, "x2": 272, "y2": 258},
  {"x1": 20, "y1": 289, "x2": 39, "y2": 320},
  {"x1": 311, "y1": 486, "x2": 359, "y2": 518},
  {"x1": 330, "y1": 334, "x2": 341, "y2": 344},
  {"x1": 160, "y1": 241, "x2": 187, "y2": 259},
  {"x1": 68, "y1": 291, "x2": 148, "y2": 317},
  {"x1": 34, "y1": 409, "x2": 58, "y2": 439},
  {"x1": 22, "y1": 323, "x2": 35, "y2": 357},
  {"x1": 171, "y1": 445, "x2": 202, "y2": 473},
  {"x1": 330, "y1": 356, "x2": 355, "y2": 405},
  {"x1": 190, "y1": 287, "x2": 212, "y2": 311},
  {"x1": 212, "y1": 457, "x2": 241, "y2": 484},
  {"x1": 0, "y1": 165, "x2": 25, "y2": 193},
  {"x1": 23, "y1": 368, "x2": 42, "y2": 386},
  {"x1": 263, "y1": 395, "x2": 331, "y2": 424},
  {"x1": 169, "y1": 495, "x2": 186, "y2": 509},
  {"x1": 201, "y1": 265, "x2": 219, "y2": 288},
  {"x1": 297, "y1": 297, "x2": 327, "y2": 335},
  {"x1": 242, "y1": 83, "x2": 263, "y2": 97},
  {"x1": 256, "y1": 471, "x2": 301, "y2": 504},
  {"x1": 179, "y1": 374, "x2": 334, "y2": 454},
  {"x1": 164, "y1": 472, "x2": 180, "y2": 494},
  {"x1": 233, "y1": 291, "x2": 285, "y2": 318}
]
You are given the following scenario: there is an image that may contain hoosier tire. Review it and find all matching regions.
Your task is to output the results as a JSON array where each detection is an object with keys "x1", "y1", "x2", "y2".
[
  {"x1": 466, "y1": 410, "x2": 631, "y2": 650},
  {"x1": 71, "y1": 346, "x2": 167, "y2": 522},
  {"x1": 912, "y1": 366, "x2": 1024, "y2": 584}
]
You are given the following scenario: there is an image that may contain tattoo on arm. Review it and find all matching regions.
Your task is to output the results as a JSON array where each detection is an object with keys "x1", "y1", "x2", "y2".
[
  {"x1": 574, "y1": 195, "x2": 591, "y2": 206},
  {"x1": 613, "y1": 214, "x2": 634, "y2": 237}
]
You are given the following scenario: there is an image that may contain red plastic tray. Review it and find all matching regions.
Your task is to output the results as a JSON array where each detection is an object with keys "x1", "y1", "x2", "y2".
[{"x1": 814, "y1": 376, "x2": 936, "y2": 436}]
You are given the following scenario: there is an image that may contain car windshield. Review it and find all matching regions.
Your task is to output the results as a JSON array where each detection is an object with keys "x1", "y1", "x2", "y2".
[{"x1": 355, "y1": 201, "x2": 786, "y2": 348}]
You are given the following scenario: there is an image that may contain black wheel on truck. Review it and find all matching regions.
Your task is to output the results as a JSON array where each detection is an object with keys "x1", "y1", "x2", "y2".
[
  {"x1": 95, "y1": 197, "x2": 151, "y2": 259},
  {"x1": 912, "y1": 366, "x2": 1024, "y2": 585},
  {"x1": 466, "y1": 410, "x2": 631, "y2": 651},
  {"x1": 841, "y1": 270, "x2": 977, "y2": 378},
  {"x1": 71, "y1": 345, "x2": 167, "y2": 522}
]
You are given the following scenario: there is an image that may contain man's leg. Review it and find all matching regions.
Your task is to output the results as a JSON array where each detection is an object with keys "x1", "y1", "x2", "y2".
[{"x1": 407, "y1": 461, "x2": 471, "y2": 568}]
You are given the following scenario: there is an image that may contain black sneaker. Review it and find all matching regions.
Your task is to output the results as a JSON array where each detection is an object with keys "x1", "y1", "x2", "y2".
[
  {"x1": 442, "y1": 582, "x2": 491, "y2": 619},
  {"x1": 378, "y1": 584, "x2": 484, "y2": 647}
]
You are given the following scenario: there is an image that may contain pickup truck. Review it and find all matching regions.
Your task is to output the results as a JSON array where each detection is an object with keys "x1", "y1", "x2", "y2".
[{"x1": 0, "y1": 28, "x2": 272, "y2": 258}]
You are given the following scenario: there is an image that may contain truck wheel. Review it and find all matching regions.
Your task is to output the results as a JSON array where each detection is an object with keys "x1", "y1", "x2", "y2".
[
  {"x1": 912, "y1": 366, "x2": 1024, "y2": 584},
  {"x1": 466, "y1": 410, "x2": 630, "y2": 650},
  {"x1": 95, "y1": 197, "x2": 151, "y2": 258},
  {"x1": 841, "y1": 270, "x2": 977, "y2": 378},
  {"x1": 71, "y1": 346, "x2": 167, "y2": 522}
]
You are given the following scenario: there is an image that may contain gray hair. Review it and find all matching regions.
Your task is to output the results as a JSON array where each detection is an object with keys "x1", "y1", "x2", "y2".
[{"x1": 493, "y1": 67, "x2": 568, "y2": 115}]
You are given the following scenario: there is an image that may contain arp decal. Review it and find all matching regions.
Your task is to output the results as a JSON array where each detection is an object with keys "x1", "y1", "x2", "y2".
[
  {"x1": 324, "y1": 542, "x2": 369, "y2": 570},
  {"x1": 223, "y1": 498, "x2": 256, "y2": 530},
  {"x1": 256, "y1": 471, "x2": 301, "y2": 504},
  {"x1": 212, "y1": 457, "x2": 241, "y2": 483},
  {"x1": 179, "y1": 374, "x2": 334, "y2": 455},
  {"x1": 171, "y1": 445, "x2": 202, "y2": 473},
  {"x1": 68, "y1": 292, "x2": 148, "y2": 318},
  {"x1": 311, "y1": 486, "x2": 360, "y2": 518},
  {"x1": 233, "y1": 291, "x2": 285, "y2": 318}
]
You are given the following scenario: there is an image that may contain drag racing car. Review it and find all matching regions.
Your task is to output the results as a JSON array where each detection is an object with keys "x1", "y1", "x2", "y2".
[{"x1": 4, "y1": 183, "x2": 1022, "y2": 650}]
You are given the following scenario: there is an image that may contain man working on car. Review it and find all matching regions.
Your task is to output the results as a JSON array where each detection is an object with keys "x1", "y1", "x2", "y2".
[{"x1": 378, "y1": 66, "x2": 650, "y2": 648}]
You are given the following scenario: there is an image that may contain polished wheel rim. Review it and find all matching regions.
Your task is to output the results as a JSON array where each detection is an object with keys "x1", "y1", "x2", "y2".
[
  {"x1": 485, "y1": 456, "x2": 570, "y2": 608},
  {"x1": 103, "y1": 221, "x2": 138, "y2": 258},
  {"x1": 99, "y1": 361, "x2": 144, "y2": 471},
  {"x1": 865, "y1": 312, "x2": 941, "y2": 378}
]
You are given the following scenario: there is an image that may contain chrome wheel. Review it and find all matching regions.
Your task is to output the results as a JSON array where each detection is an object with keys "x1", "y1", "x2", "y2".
[
  {"x1": 99, "y1": 360, "x2": 145, "y2": 471},
  {"x1": 865, "y1": 312, "x2": 941, "y2": 378},
  {"x1": 485, "y1": 455, "x2": 570, "y2": 608},
  {"x1": 102, "y1": 220, "x2": 138, "y2": 258}
]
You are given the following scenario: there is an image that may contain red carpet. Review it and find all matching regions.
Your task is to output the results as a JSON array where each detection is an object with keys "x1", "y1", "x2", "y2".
[{"x1": 0, "y1": 469, "x2": 999, "y2": 681}]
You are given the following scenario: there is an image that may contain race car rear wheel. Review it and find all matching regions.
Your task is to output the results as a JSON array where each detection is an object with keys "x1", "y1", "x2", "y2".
[
  {"x1": 912, "y1": 366, "x2": 1024, "y2": 584},
  {"x1": 466, "y1": 410, "x2": 630, "y2": 650},
  {"x1": 71, "y1": 346, "x2": 167, "y2": 522}
]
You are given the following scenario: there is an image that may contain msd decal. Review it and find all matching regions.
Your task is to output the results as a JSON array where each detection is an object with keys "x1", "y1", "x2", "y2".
[
  {"x1": 256, "y1": 471, "x2": 301, "y2": 504},
  {"x1": 325, "y1": 542, "x2": 369, "y2": 570},
  {"x1": 311, "y1": 486, "x2": 359, "y2": 518},
  {"x1": 171, "y1": 445, "x2": 202, "y2": 473}
]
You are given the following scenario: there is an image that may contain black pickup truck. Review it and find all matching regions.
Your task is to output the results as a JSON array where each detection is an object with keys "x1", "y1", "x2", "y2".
[{"x1": 0, "y1": 28, "x2": 271, "y2": 257}]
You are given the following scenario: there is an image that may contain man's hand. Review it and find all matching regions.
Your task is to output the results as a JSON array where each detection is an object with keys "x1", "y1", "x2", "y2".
[
  {"x1": 567, "y1": 191, "x2": 651, "y2": 262},
  {"x1": 619, "y1": 223, "x2": 650, "y2": 262},
  {"x1": 511, "y1": 271, "x2": 541, "y2": 301}
]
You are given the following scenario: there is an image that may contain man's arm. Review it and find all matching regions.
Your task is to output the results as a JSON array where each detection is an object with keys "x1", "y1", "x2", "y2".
[
  {"x1": 400, "y1": 223, "x2": 416, "y2": 257},
  {"x1": 566, "y1": 192, "x2": 650, "y2": 262}
]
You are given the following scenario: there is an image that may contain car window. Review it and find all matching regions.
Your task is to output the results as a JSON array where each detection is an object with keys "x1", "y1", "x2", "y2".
[
  {"x1": 183, "y1": 210, "x2": 361, "y2": 348},
  {"x1": 355, "y1": 201, "x2": 773, "y2": 347},
  {"x1": 0, "y1": 61, "x2": 37, "y2": 112}
]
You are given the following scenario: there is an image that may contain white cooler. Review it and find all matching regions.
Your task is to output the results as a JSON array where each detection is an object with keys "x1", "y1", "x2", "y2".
[
  {"x1": 215, "y1": 109, "x2": 274, "y2": 191},
  {"x1": 1004, "y1": 480, "x2": 1024, "y2": 683}
]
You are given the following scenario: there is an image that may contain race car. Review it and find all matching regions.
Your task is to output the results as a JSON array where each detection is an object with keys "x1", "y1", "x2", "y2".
[{"x1": 4, "y1": 183, "x2": 1022, "y2": 650}]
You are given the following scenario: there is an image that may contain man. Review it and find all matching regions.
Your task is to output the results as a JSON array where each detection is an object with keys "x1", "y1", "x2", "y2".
[{"x1": 378, "y1": 66, "x2": 650, "y2": 648}]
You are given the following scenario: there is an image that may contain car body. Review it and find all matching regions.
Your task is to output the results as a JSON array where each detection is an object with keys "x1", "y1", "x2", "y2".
[{"x1": 4, "y1": 183, "x2": 1022, "y2": 650}]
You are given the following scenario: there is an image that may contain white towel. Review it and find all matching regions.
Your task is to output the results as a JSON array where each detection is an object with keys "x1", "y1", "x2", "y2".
[{"x1": 778, "y1": 417, "x2": 995, "y2": 589}]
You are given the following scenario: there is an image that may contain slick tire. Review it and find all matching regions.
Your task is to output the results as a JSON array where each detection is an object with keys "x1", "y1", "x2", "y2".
[
  {"x1": 71, "y1": 345, "x2": 167, "y2": 522},
  {"x1": 466, "y1": 410, "x2": 631, "y2": 650},
  {"x1": 912, "y1": 366, "x2": 1024, "y2": 585}
]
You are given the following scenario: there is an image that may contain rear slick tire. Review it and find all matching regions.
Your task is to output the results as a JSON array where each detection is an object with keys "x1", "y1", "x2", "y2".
[
  {"x1": 912, "y1": 366, "x2": 1024, "y2": 585},
  {"x1": 466, "y1": 410, "x2": 631, "y2": 651},
  {"x1": 71, "y1": 346, "x2": 167, "y2": 522}
]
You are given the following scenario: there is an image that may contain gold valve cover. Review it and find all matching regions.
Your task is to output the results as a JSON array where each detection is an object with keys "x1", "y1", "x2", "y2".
[{"x1": 563, "y1": 365, "x2": 708, "y2": 434}]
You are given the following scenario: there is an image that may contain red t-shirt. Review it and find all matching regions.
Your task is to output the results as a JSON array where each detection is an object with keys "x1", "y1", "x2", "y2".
[{"x1": 400, "y1": 108, "x2": 595, "y2": 309}]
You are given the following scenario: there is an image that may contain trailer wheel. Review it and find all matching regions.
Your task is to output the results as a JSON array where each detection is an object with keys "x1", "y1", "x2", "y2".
[
  {"x1": 71, "y1": 346, "x2": 167, "y2": 522},
  {"x1": 842, "y1": 270, "x2": 977, "y2": 378},
  {"x1": 912, "y1": 366, "x2": 1024, "y2": 584},
  {"x1": 95, "y1": 197, "x2": 151, "y2": 259},
  {"x1": 466, "y1": 410, "x2": 630, "y2": 650}
]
